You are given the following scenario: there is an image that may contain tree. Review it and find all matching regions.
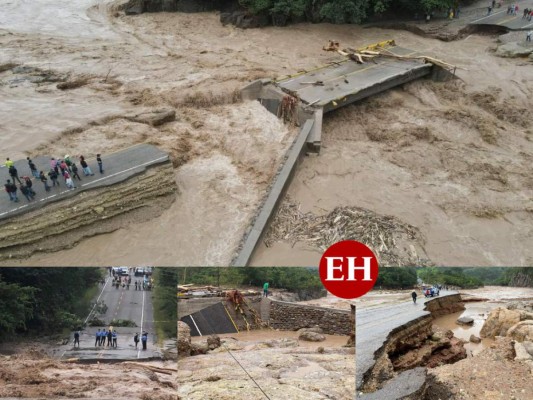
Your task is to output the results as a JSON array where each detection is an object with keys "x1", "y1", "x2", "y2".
[
  {"x1": 320, "y1": 0, "x2": 369, "y2": 24},
  {"x1": 0, "y1": 279, "x2": 36, "y2": 337}
]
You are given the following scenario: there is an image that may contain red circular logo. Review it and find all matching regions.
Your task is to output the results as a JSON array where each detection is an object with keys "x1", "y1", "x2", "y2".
[{"x1": 319, "y1": 240, "x2": 379, "y2": 299}]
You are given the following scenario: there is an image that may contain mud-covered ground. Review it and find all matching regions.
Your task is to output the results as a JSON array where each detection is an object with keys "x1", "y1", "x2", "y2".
[
  {"x1": 178, "y1": 332, "x2": 355, "y2": 400},
  {"x1": 0, "y1": 346, "x2": 176, "y2": 399},
  {"x1": 1, "y1": 0, "x2": 532, "y2": 265}
]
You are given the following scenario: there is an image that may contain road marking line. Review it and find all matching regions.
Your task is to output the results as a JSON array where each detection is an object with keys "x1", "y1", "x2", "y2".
[
  {"x1": 84, "y1": 276, "x2": 110, "y2": 325},
  {"x1": 471, "y1": 9, "x2": 507, "y2": 24},
  {"x1": 524, "y1": 21, "x2": 533, "y2": 28},
  {"x1": 0, "y1": 155, "x2": 168, "y2": 217},
  {"x1": 137, "y1": 289, "x2": 145, "y2": 359},
  {"x1": 497, "y1": 15, "x2": 519, "y2": 25}
]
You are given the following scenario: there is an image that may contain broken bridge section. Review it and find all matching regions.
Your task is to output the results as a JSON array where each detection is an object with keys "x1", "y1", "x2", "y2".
[
  {"x1": 234, "y1": 41, "x2": 455, "y2": 266},
  {"x1": 0, "y1": 144, "x2": 177, "y2": 262}
]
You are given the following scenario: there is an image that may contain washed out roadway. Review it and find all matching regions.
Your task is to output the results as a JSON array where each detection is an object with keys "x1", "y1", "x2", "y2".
[
  {"x1": 59, "y1": 272, "x2": 158, "y2": 361},
  {"x1": 356, "y1": 291, "x2": 457, "y2": 399},
  {"x1": 0, "y1": 144, "x2": 169, "y2": 221},
  {"x1": 470, "y1": 2, "x2": 533, "y2": 30}
]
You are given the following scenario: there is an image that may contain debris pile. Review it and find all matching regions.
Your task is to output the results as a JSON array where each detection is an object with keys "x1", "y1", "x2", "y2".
[{"x1": 265, "y1": 198, "x2": 431, "y2": 266}]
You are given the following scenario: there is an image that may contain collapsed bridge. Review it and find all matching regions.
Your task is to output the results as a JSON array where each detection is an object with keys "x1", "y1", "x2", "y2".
[{"x1": 233, "y1": 40, "x2": 456, "y2": 266}]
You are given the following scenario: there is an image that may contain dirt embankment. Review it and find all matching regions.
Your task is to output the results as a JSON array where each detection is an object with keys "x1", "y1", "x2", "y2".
[
  {"x1": 362, "y1": 295, "x2": 468, "y2": 393},
  {"x1": 0, "y1": 162, "x2": 177, "y2": 262}
]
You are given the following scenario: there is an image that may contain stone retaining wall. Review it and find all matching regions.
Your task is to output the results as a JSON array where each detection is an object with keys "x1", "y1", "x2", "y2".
[{"x1": 269, "y1": 300, "x2": 353, "y2": 335}]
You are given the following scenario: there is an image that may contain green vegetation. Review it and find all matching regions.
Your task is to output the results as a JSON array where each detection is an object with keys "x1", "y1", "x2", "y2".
[
  {"x1": 238, "y1": 0, "x2": 459, "y2": 25},
  {"x1": 418, "y1": 267, "x2": 483, "y2": 288},
  {"x1": 376, "y1": 267, "x2": 533, "y2": 290},
  {"x1": 376, "y1": 267, "x2": 418, "y2": 289},
  {"x1": 152, "y1": 268, "x2": 178, "y2": 340},
  {"x1": 109, "y1": 319, "x2": 137, "y2": 327},
  {"x1": 0, "y1": 268, "x2": 102, "y2": 340},
  {"x1": 178, "y1": 267, "x2": 324, "y2": 298}
]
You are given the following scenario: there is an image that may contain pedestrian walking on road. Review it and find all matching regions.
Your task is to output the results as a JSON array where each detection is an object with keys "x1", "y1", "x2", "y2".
[
  {"x1": 79, "y1": 156, "x2": 94, "y2": 176},
  {"x1": 27, "y1": 158, "x2": 40, "y2": 178},
  {"x1": 107, "y1": 329, "x2": 112, "y2": 347},
  {"x1": 50, "y1": 158, "x2": 59, "y2": 175},
  {"x1": 411, "y1": 291, "x2": 418, "y2": 304},
  {"x1": 74, "y1": 330, "x2": 80, "y2": 348},
  {"x1": 48, "y1": 169, "x2": 60, "y2": 187},
  {"x1": 95, "y1": 329, "x2": 101, "y2": 346},
  {"x1": 64, "y1": 172, "x2": 76, "y2": 189},
  {"x1": 96, "y1": 154, "x2": 104, "y2": 174},
  {"x1": 134, "y1": 333, "x2": 139, "y2": 349},
  {"x1": 64, "y1": 155, "x2": 73, "y2": 172},
  {"x1": 527, "y1": 30, "x2": 532, "y2": 42},
  {"x1": 4, "y1": 180, "x2": 19, "y2": 202},
  {"x1": 22, "y1": 176, "x2": 36, "y2": 197},
  {"x1": 4, "y1": 157, "x2": 14, "y2": 168},
  {"x1": 488, "y1": 4, "x2": 492, "y2": 15},
  {"x1": 112, "y1": 330, "x2": 117, "y2": 348},
  {"x1": 70, "y1": 162, "x2": 82, "y2": 180},
  {"x1": 263, "y1": 282, "x2": 269, "y2": 298},
  {"x1": 20, "y1": 183, "x2": 35, "y2": 201},
  {"x1": 8, "y1": 164, "x2": 22, "y2": 184},
  {"x1": 141, "y1": 332, "x2": 148, "y2": 350},
  {"x1": 39, "y1": 171, "x2": 51, "y2": 192}
]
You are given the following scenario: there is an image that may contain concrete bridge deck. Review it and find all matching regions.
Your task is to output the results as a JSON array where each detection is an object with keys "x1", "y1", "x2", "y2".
[
  {"x1": 0, "y1": 144, "x2": 170, "y2": 222},
  {"x1": 276, "y1": 45, "x2": 433, "y2": 113}
]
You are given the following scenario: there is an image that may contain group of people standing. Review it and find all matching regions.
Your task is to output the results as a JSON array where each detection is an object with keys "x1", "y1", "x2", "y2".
[
  {"x1": 3, "y1": 153, "x2": 104, "y2": 203},
  {"x1": 94, "y1": 328, "x2": 119, "y2": 348}
]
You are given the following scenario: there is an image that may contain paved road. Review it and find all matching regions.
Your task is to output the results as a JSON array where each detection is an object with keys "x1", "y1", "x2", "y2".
[
  {"x1": 0, "y1": 144, "x2": 169, "y2": 221},
  {"x1": 277, "y1": 45, "x2": 432, "y2": 111},
  {"x1": 60, "y1": 271, "x2": 160, "y2": 361},
  {"x1": 470, "y1": 2, "x2": 533, "y2": 30},
  {"x1": 356, "y1": 291, "x2": 456, "y2": 399}
]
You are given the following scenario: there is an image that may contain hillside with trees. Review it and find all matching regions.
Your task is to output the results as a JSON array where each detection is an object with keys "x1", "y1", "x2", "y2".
[{"x1": 0, "y1": 268, "x2": 102, "y2": 340}]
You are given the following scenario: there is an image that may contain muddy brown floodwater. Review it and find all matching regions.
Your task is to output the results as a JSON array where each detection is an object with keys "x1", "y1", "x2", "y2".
[
  {"x1": 191, "y1": 329, "x2": 350, "y2": 348},
  {"x1": 1, "y1": 0, "x2": 532, "y2": 265}
]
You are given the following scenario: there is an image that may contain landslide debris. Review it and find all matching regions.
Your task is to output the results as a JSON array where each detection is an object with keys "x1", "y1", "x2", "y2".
[
  {"x1": 265, "y1": 197, "x2": 430, "y2": 267},
  {"x1": 0, "y1": 162, "x2": 177, "y2": 261},
  {"x1": 0, "y1": 348, "x2": 176, "y2": 399},
  {"x1": 424, "y1": 337, "x2": 533, "y2": 400}
]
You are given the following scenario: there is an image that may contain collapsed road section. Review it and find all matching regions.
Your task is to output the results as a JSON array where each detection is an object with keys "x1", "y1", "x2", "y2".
[
  {"x1": 356, "y1": 292, "x2": 466, "y2": 399},
  {"x1": 0, "y1": 144, "x2": 176, "y2": 262},
  {"x1": 233, "y1": 41, "x2": 455, "y2": 266}
]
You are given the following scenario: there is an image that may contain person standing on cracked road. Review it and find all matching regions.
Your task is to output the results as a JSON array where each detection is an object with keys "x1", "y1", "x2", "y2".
[
  {"x1": 141, "y1": 331, "x2": 148, "y2": 350},
  {"x1": 74, "y1": 329, "x2": 80, "y2": 348},
  {"x1": 96, "y1": 153, "x2": 104, "y2": 174},
  {"x1": 411, "y1": 290, "x2": 418, "y2": 304}
]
